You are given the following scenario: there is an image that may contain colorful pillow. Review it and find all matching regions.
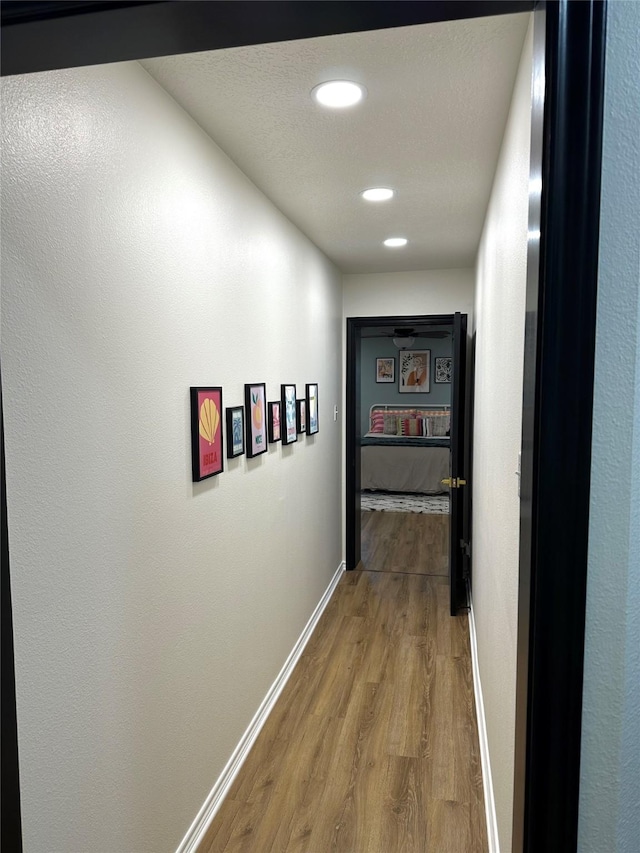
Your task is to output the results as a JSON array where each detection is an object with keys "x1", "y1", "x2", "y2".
[
  {"x1": 398, "y1": 417, "x2": 424, "y2": 437},
  {"x1": 370, "y1": 412, "x2": 385, "y2": 433}
]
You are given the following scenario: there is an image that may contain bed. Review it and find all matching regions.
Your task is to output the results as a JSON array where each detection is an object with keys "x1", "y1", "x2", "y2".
[{"x1": 361, "y1": 404, "x2": 450, "y2": 494}]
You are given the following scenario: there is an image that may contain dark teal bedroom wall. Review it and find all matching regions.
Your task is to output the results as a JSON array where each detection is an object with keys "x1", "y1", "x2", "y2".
[{"x1": 360, "y1": 333, "x2": 453, "y2": 435}]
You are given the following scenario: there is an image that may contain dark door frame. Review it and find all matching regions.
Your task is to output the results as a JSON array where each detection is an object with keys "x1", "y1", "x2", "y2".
[
  {"x1": 345, "y1": 313, "x2": 456, "y2": 572},
  {"x1": 0, "y1": 2, "x2": 606, "y2": 851},
  {"x1": 513, "y1": 2, "x2": 606, "y2": 849},
  {"x1": 1, "y1": 377, "x2": 22, "y2": 852}
]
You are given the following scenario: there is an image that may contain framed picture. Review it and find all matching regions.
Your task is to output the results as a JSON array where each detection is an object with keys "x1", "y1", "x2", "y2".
[
  {"x1": 306, "y1": 383, "x2": 319, "y2": 435},
  {"x1": 281, "y1": 384, "x2": 298, "y2": 444},
  {"x1": 398, "y1": 349, "x2": 430, "y2": 393},
  {"x1": 268, "y1": 401, "x2": 281, "y2": 443},
  {"x1": 245, "y1": 383, "x2": 267, "y2": 458},
  {"x1": 435, "y1": 356, "x2": 452, "y2": 384},
  {"x1": 226, "y1": 406, "x2": 245, "y2": 458},
  {"x1": 296, "y1": 399, "x2": 307, "y2": 434},
  {"x1": 376, "y1": 357, "x2": 395, "y2": 383},
  {"x1": 190, "y1": 387, "x2": 223, "y2": 481}
]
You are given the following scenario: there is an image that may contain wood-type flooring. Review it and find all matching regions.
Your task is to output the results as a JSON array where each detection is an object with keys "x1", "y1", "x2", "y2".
[
  {"x1": 360, "y1": 510, "x2": 449, "y2": 575},
  {"x1": 201, "y1": 569, "x2": 487, "y2": 853}
]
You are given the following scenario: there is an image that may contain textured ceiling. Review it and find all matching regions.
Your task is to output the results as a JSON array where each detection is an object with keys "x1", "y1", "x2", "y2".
[{"x1": 142, "y1": 13, "x2": 529, "y2": 274}]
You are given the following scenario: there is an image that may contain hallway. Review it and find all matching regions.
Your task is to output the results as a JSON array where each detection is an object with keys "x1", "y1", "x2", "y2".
[{"x1": 202, "y1": 570, "x2": 487, "y2": 852}]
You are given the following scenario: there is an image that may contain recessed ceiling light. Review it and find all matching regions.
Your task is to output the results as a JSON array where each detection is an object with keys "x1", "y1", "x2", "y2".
[
  {"x1": 311, "y1": 80, "x2": 366, "y2": 109},
  {"x1": 384, "y1": 237, "x2": 408, "y2": 248},
  {"x1": 361, "y1": 188, "x2": 395, "y2": 202}
]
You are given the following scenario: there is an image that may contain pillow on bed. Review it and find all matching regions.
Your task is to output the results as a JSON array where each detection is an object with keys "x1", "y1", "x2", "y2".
[
  {"x1": 427, "y1": 413, "x2": 450, "y2": 436},
  {"x1": 398, "y1": 417, "x2": 424, "y2": 437},
  {"x1": 370, "y1": 412, "x2": 385, "y2": 433},
  {"x1": 383, "y1": 414, "x2": 398, "y2": 435}
]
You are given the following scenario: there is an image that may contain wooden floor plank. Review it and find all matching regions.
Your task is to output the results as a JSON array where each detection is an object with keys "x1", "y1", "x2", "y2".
[
  {"x1": 380, "y1": 756, "x2": 427, "y2": 853},
  {"x1": 361, "y1": 510, "x2": 449, "y2": 575},
  {"x1": 428, "y1": 800, "x2": 473, "y2": 853},
  {"x1": 202, "y1": 569, "x2": 488, "y2": 853},
  {"x1": 200, "y1": 798, "x2": 242, "y2": 853}
]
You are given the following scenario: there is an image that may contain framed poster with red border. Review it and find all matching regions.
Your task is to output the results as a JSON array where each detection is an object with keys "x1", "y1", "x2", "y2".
[{"x1": 190, "y1": 387, "x2": 224, "y2": 481}]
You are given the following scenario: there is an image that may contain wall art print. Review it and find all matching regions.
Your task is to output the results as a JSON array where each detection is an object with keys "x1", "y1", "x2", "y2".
[
  {"x1": 376, "y1": 357, "x2": 395, "y2": 383},
  {"x1": 296, "y1": 399, "x2": 307, "y2": 434},
  {"x1": 281, "y1": 384, "x2": 298, "y2": 445},
  {"x1": 435, "y1": 356, "x2": 452, "y2": 384},
  {"x1": 268, "y1": 401, "x2": 281, "y2": 443},
  {"x1": 245, "y1": 383, "x2": 267, "y2": 458},
  {"x1": 398, "y1": 349, "x2": 430, "y2": 393},
  {"x1": 306, "y1": 383, "x2": 319, "y2": 435},
  {"x1": 190, "y1": 386, "x2": 223, "y2": 481},
  {"x1": 226, "y1": 406, "x2": 245, "y2": 458}
]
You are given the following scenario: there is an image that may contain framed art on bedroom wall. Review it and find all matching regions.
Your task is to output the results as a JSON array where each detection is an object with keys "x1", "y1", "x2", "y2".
[
  {"x1": 398, "y1": 350, "x2": 430, "y2": 393},
  {"x1": 245, "y1": 382, "x2": 267, "y2": 458},
  {"x1": 376, "y1": 357, "x2": 395, "y2": 383},
  {"x1": 190, "y1": 386, "x2": 223, "y2": 481},
  {"x1": 435, "y1": 356, "x2": 452, "y2": 383},
  {"x1": 281, "y1": 384, "x2": 298, "y2": 444}
]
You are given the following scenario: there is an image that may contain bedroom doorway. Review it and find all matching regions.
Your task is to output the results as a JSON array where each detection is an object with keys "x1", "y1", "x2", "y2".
[{"x1": 346, "y1": 312, "x2": 470, "y2": 614}]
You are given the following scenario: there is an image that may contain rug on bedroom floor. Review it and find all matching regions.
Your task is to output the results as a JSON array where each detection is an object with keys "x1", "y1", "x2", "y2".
[{"x1": 361, "y1": 491, "x2": 449, "y2": 514}]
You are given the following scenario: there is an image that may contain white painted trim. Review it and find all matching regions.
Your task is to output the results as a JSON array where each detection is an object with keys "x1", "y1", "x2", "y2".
[
  {"x1": 468, "y1": 599, "x2": 500, "y2": 853},
  {"x1": 175, "y1": 561, "x2": 346, "y2": 853}
]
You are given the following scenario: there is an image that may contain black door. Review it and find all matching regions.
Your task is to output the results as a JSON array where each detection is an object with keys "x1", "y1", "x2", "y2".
[
  {"x1": 345, "y1": 321, "x2": 362, "y2": 570},
  {"x1": 448, "y1": 312, "x2": 468, "y2": 615}
]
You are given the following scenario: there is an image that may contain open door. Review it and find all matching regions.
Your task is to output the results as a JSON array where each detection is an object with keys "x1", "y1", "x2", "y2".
[{"x1": 447, "y1": 312, "x2": 469, "y2": 615}]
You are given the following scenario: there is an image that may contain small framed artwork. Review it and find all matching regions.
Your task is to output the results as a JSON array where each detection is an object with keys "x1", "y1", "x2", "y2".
[
  {"x1": 435, "y1": 356, "x2": 452, "y2": 384},
  {"x1": 306, "y1": 383, "x2": 319, "y2": 435},
  {"x1": 296, "y1": 399, "x2": 307, "y2": 434},
  {"x1": 281, "y1": 384, "x2": 298, "y2": 444},
  {"x1": 376, "y1": 357, "x2": 395, "y2": 383},
  {"x1": 268, "y1": 401, "x2": 281, "y2": 443},
  {"x1": 226, "y1": 406, "x2": 245, "y2": 458},
  {"x1": 398, "y1": 349, "x2": 430, "y2": 393},
  {"x1": 190, "y1": 387, "x2": 223, "y2": 481},
  {"x1": 245, "y1": 383, "x2": 268, "y2": 458}
]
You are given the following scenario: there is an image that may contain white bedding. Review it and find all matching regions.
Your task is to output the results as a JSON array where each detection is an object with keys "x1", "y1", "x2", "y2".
[{"x1": 361, "y1": 444, "x2": 449, "y2": 494}]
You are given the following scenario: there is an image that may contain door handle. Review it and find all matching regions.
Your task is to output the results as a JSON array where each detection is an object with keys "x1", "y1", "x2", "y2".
[{"x1": 441, "y1": 477, "x2": 468, "y2": 488}]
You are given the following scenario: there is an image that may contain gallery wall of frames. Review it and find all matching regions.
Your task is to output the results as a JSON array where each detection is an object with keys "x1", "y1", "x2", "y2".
[{"x1": 190, "y1": 382, "x2": 319, "y2": 482}]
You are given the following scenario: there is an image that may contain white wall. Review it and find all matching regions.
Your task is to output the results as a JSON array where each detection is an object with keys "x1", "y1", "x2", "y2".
[
  {"x1": 579, "y1": 1, "x2": 640, "y2": 850},
  {"x1": 344, "y1": 268, "x2": 474, "y2": 320},
  {"x1": 471, "y1": 18, "x2": 532, "y2": 853},
  {"x1": 1, "y1": 62, "x2": 342, "y2": 853}
]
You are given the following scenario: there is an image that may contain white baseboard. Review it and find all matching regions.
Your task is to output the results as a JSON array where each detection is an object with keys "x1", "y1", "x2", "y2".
[
  {"x1": 468, "y1": 599, "x2": 500, "y2": 853},
  {"x1": 175, "y1": 560, "x2": 346, "y2": 853}
]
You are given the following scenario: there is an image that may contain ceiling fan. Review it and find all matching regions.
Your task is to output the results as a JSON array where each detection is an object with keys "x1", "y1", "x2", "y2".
[{"x1": 383, "y1": 327, "x2": 451, "y2": 348}]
